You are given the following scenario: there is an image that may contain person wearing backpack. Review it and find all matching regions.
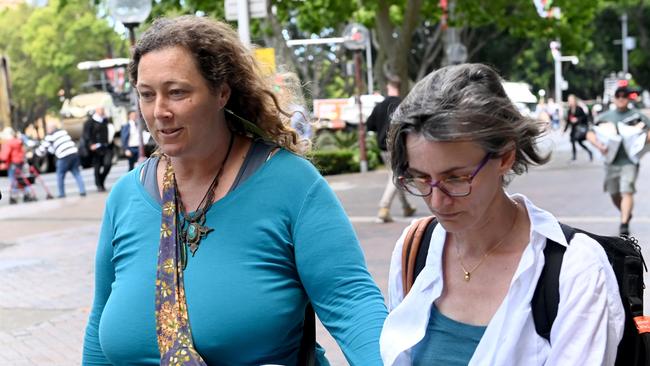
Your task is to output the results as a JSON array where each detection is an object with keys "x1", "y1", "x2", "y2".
[{"x1": 379, "y1": 64, "x2": 625, "y2": 366}]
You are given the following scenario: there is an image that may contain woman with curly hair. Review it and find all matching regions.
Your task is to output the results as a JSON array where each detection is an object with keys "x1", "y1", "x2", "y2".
[{"x1": 82, "y1": 15, "x2": 387, "y2": 365}]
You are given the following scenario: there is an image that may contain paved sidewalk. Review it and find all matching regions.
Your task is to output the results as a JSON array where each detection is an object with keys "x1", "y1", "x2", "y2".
[{"x1": 0, "y1": 192, "x2": 106, "y2": 365}]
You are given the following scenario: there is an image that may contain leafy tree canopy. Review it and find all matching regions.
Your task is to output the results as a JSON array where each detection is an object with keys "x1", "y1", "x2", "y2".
[{"x1": 0, "y1": 0, "x2": 126, "y2": 127}]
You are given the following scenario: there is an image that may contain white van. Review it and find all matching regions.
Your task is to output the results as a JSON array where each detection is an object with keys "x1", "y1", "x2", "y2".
[{"x1": 501, "y1": 81, "x2": 538, "y2": 117}]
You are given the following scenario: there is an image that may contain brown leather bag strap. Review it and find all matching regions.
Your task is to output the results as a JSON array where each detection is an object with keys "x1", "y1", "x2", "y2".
[{"x1": 401, "y1": 216, "x2": 436, "y2": 296}]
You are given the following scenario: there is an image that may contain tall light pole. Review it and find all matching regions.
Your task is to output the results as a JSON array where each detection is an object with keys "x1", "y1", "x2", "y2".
[
  {"x1": 108, "y1": 0, "x2": 151, "y2": 163},
  {"x1": 549, "y1": 41, "x2": 578, "y2": 105},
  {"x1": 621, "y1": 13, "x2": 628, "y2": 74},
  {"x1": 343, "y1": 23, "x2": 370, "y2": 173}
]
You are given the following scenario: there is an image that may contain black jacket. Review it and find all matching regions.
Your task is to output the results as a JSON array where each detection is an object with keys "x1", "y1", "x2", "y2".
[
  {"x1": 82, "y1": 115, "x2": 111, "y2": 152},
  {"x1": 366, "y1": 96, "x2": 401, "y2": 151}
]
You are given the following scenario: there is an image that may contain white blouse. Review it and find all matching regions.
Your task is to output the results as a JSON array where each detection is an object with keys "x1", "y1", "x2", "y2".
[{"x1": 380, "y1": 194, "x2": 625, "y2": 366}]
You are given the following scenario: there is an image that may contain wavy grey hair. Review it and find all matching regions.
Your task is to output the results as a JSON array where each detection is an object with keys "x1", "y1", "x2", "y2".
[{"x1": 388, "y1": 63, "x2": 550, "y2": 182}]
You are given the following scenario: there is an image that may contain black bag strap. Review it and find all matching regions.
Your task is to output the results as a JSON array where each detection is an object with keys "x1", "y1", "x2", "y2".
[
  {"x1": 297, "y1": 302, "x2": 316, "y2": 366},
  {"x1": 414, "y1": 218, "x2": 437, "y2": 281},
  {"x1": 531, "y1": 223, "x2": 574, "y2": 342}
]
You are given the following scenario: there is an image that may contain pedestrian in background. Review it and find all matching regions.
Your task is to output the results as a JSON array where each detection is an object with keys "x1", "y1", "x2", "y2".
[
  {"x1": 0, "y1": 129, "x2": 36, "y2": 204},
  {"x1": 37, "y1": 122, "x2": 86, "y2": 198},
  {"x1": 545, "y1": 97, "x2": 561, "y2": 130},
  {"x1": 82, "y1": 106, "x2": 112, "y2": 192},
  {"x1": 120, "y1": 110, "x2": 149, "y2": 170},
  {"x1": 82, "y1": 15, "x2": 387, "y2": 366},
  {"x1": 587, "y1": 86, "x2": 650, "y2": 235},
  {"x1": 366, "y1": 77, "x2": 416, "y2": 223},
  {"x1": 380, "y1": 64, "x2": 623, "y2": 365},
  {"x1": 563, "y1": 94, "x2": 593, "y2": 162}
]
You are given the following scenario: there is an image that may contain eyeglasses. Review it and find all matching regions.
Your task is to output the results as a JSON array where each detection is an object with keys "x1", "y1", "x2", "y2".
[{"x1": 398, "y1": 153, "x2": 493, "y2": 197}]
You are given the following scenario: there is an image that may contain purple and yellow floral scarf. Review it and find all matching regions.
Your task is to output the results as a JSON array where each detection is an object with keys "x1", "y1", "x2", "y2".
[{"x1": 155, "y1": 158, "x2": 207, "y2": 365}]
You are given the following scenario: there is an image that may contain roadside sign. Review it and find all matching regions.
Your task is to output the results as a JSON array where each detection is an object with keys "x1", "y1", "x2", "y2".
[
  {"x1": 253, "y1": 47, "x2": 275, "y2": 75},
  {"x1": 313, "y1": 99, "x2": 348, "y2": 129},
  {"x1": 225, "y1": 0, "x2": 267, "y2": 21},
  {"x1": 342, "y1": 23, "x2": 368, "y2": 51}
]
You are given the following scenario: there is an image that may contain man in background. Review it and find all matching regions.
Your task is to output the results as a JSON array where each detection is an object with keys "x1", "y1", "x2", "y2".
[
  {"x1": 587, "y1": 86, "x2": 650, "y2": 235},
  {"x1": 37, "y1": 122, "x2": 86, "y2": 198},
  {"x1": 121, "y1": 110, "x2": 149, "y2": 171},
  {"x1": 366, "y1": 78, "x2": 416, "y2": 223},
  {"x1": 82, "y1": 106, "x2": 112, "y2": 192}
]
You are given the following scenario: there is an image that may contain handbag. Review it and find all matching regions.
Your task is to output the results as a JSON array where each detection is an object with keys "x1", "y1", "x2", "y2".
[{"x1": 573, "y1": 123, "x2": 588, "y2": 141}]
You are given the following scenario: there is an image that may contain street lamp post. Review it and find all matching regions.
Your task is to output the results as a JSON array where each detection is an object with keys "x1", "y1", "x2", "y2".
[
  {"x1": 107, "y1": 0, "x2": 152, "y2": 163},
  {"x1": 549, "y1": 41, "x2": 578, "y2": 105},
  {"x1": 343, "y1": 23, "x2": 370, "y2": 173},
  {"x1": 621, "y1": 13, "x2": 628, "y2": 74}
]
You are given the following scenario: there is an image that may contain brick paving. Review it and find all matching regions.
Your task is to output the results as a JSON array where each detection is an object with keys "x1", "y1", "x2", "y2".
[{"x1": 0, "y1": 225, "x2": 97, "y2": 365}]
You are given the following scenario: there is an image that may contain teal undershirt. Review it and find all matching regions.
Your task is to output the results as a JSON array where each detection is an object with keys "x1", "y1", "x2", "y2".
[
  {"x1": 82, "y1": 148, "x2": 387, "y2": 365},
  {"x1": 412, "y1": 305, "x2": 486, "y2": 366}
]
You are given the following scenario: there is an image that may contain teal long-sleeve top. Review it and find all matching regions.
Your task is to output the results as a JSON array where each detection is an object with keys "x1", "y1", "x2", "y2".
[{"x1": 82, "y1": 149, "x2": 388, "y2": 365}]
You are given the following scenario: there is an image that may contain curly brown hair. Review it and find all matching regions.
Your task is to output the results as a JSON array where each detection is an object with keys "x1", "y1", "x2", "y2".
[{"x1": 128, "y1": 15, "x2": 300, "y2": 153}]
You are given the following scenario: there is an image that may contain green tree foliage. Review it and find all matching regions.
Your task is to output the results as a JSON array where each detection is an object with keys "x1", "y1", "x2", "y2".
[
  {"x1": 536, "y1": 1, "x2": 650, "y2": 99},
  {"x1": 0, "y1": 0, "x2": 126, "y2": 128}
]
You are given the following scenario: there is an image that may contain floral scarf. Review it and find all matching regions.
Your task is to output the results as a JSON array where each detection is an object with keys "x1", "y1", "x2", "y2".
[{"x1": 155, "y1": 158, "x2": 207, "y2": 365}]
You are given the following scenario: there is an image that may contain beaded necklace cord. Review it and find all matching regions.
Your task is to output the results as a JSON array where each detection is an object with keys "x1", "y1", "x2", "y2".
[{"x1": 174, "y1": 132, "x2": 235, "y2": 270}]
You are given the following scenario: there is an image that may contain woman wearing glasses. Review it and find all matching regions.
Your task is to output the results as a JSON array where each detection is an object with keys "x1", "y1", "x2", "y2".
[{"x1": 380, "y1": 64, "x2": 624, "y2": 366}]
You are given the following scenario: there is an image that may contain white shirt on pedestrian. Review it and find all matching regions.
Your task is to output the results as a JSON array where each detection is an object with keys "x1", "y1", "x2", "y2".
[
  {"x1": 380, "y1": 194, "x2": 624, "y2": 366},
  {"x1": 127, "y1": 120, "x2": 140, "y2": 148}
]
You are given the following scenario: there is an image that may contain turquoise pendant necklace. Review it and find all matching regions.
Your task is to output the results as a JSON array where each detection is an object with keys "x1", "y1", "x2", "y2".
[
  {"x1": 174, "y1": 133, "x2": 235, "y2": 269},
  {"x1": 184, "y1": 214, "x2": 213, "y2": 255}
]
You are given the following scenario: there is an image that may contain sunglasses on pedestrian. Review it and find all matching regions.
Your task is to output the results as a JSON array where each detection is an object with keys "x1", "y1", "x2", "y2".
[{"x1": 615, "y1": 93, "x2": 628, "y2": 99}]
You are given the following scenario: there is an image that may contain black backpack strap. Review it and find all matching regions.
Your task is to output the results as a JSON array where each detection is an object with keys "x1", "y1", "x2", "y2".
[
  {"x1": 414, "y1": 218, "x2": 437, "y2": 281},
  {"x1": 297, "y1": 302, "x2": 316, "y2": 366},
  {"x1": 531, "y1": 224, "x2": 574, "y2": 342}
]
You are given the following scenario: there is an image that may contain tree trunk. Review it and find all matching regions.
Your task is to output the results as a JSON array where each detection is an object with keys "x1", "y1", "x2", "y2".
[
  {"x1": 373, "y1": 0, "x2": 395, "y2": 93},
  {"x1": 264, "y1": 3, "x2": 298, "y2": 75},
  {"x1": 373, "y1": 0, "x2": 425, "y2": 94},
  {"x1": 415, "y1": 24, "x2": 443, "y2": 81},
  {"x1": 396, "y1": 0, "x2": 424, "y2": 93}
]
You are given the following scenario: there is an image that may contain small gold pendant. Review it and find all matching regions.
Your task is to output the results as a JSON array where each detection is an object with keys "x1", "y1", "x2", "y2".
[{"x1": 464, "y1": 271, "x2": 471, "y2": 281}]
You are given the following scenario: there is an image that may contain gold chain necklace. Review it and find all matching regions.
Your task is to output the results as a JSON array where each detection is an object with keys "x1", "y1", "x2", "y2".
[{"x1": 454, "y1": 201, "x2": 520, "y2": 282}]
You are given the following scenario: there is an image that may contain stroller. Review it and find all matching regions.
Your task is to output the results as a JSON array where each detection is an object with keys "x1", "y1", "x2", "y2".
[{"x1": 9, "y1": 162, "x2": 54, "y2": 204}]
